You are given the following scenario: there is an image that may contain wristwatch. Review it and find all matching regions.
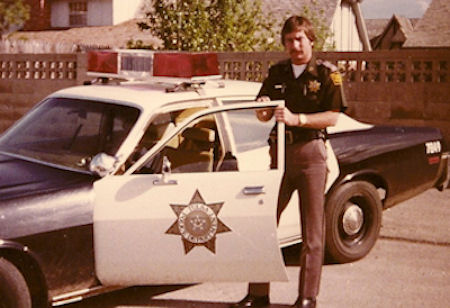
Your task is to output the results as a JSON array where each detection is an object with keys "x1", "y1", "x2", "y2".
[{"x1": 298, "y1": 113, "x2": 307, "y2": 127}]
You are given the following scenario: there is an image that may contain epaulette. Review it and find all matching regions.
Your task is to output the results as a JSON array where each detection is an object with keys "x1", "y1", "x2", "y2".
[
  {"x1": 316, "y1": 59, "x2": 338, "y2": 72},
  {"x1": 316, "y1": 60, "x2": 343, "y2": 86}
]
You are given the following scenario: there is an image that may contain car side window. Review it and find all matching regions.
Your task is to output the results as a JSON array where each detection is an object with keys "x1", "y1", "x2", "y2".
[
  {"x1": 165, "y1": 114, "x2": 220, "y2": 173},
  {"x1": 133, "y1": 107, "x2": 274, "y2": 174},
  {"x1": 128, "y1": 107, "x2": 208, "y2": 171},
  {"x1": 225, "y1": 108, "x2": 275, "y2": 171},
  {"x1": 134, "y1": 112, "x2": 221, "y2": 174}
]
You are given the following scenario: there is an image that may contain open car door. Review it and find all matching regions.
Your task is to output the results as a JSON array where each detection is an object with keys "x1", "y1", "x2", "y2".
[{"x1": 93, "y1": 101, "x2": 288, "y2": 286}]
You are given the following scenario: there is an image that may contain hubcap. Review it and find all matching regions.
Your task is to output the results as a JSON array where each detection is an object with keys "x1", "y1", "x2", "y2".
[{"x1": 342, "y1": 203, "x2": 364, "y2": 236}]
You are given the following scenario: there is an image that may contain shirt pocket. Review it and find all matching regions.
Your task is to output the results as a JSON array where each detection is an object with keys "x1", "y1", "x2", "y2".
[{"x1": 269, "y1": 83, "x2": 285, "y2": 100}]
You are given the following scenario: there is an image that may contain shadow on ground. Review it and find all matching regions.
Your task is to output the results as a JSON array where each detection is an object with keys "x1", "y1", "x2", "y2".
[
  {"x1": 68, "y1": 285, "x2": 294, "y2": 307},
  {"x1": 68, "y1": 243, "x2": 334, "y2": 307}
]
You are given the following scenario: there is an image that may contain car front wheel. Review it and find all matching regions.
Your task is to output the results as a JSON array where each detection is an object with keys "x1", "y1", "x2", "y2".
[
  {"x1": 325, "y1": 181, "x2": 382, "y2": 263},
  {"x1": 0, "y1": 257, "x2": 32, "y2": 308}
]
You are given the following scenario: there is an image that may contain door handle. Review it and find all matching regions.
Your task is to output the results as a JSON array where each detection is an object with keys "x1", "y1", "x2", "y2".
[
  {"x1": 243, "y1": 185, "x2": 265, "y2": 195},
  {"x1": 153, "y1": 177, "x2": 178, "y2": 186}
]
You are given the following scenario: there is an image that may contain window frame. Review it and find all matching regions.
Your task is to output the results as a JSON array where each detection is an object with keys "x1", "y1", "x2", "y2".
[
  {"x1": 125, "y1": 100, "x2": 284, "y2": 175},
  {"x1": 68, "y1": 1, "x2": 88, "y2": 27}
]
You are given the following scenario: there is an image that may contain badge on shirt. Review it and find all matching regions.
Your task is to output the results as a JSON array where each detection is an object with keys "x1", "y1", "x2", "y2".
[
  {"x1": 308, "y1": 80, "x2": 321, "y2": 93},
  {"x1": 330, "y1": 71, "x2": 343, "y2": 86}
]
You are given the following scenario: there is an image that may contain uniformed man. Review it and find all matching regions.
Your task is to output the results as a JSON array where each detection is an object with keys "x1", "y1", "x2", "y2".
[{"x1": 231, "y1": 16, "x2": 347, "y2": 308}]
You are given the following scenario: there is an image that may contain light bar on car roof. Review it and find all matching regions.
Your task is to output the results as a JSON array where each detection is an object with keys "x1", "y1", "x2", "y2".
[{"x1": 87, "y1": 50, "x2": 221, "y2": 81}]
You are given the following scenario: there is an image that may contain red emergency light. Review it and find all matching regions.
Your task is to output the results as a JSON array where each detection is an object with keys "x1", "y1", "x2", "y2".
[
  {"x1": 87, "y1": 51, "x2": 118, "y2": 75},
  {"x1": 87, "y1": 50, "x2": 221, "y2": 81}
]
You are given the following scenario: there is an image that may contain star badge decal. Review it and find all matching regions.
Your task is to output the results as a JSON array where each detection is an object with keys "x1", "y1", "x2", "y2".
[
  {"x1": 308, "y1": 80, "x2": 321, "y2": 93},
  {"x1": 166, "y1": 190, "x2": 231, "y2": 254}
]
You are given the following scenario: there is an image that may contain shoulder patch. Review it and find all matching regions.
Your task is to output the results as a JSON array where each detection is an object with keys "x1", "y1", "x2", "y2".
[{"x1": 330, "y1": 71, "x2": 343, "y2": 86}]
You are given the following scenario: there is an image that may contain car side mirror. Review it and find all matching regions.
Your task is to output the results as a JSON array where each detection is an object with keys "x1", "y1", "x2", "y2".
[
  {"x1": 153, "y1": 156, "x2": 177, "y2": 185},
  {"x1": 161, "y1": 155, "x2": 172, "y2": 175},
  {"x1": 89, "y1": 153, "x2": 118, "y2": 177}
]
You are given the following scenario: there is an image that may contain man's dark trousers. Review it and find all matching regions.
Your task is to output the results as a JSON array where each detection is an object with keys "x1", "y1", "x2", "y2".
[{"x1": 249, "y1": 138, "x2": 327, "y2": 299}]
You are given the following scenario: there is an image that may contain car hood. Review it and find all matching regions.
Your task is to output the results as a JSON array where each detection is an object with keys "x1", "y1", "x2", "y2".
[{"x1": 0, "y1": 153, "x2": 95, "y2": 201}]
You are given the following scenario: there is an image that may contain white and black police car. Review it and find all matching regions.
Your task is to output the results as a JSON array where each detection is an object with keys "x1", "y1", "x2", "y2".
[{"x1": 0, "y1": 51, "x2": 448, "y2": 307}]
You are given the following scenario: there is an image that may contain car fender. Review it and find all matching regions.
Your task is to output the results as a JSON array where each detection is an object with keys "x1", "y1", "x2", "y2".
[{"x1": 327, "y1": 168, "x2": 388, "y2": 207}]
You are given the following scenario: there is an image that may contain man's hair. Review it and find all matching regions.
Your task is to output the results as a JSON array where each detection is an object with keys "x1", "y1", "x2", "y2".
[{"x1": 281, "y1": 16, "x2": 316, "y2": 45}]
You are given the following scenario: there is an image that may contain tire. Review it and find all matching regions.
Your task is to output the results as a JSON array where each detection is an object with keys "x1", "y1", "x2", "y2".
[
  {"x1": 0, "y1": 258, "x2": 32, "y2": 308},
  {"x1": 325, "y1": 181, "x2": 382, "y2": 263}
]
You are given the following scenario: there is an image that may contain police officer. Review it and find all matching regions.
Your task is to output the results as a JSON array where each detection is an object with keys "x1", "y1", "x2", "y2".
[{"x1": 231, "y1": 16, "x2": 347, "y2": 308}]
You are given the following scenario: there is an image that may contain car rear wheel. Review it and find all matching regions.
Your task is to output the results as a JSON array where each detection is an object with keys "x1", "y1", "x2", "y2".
[
  {"x1": 325, "y1": 181, "x2": 382, "y2": 263},
  {"x1": 0, "y1": 258, "x2": 32, "y2": 308}
]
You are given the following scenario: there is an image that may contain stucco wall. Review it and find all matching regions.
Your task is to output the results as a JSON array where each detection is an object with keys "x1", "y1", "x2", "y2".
[
  {"x1": 88, "y1": 0, "x2": 113, "y2": 26},
  {"x1": 50, "y1": 0, "x2": 69, "y2": 28},
  {"x1": 112, "y1": 0, "x2": 143, "y2": 25}
]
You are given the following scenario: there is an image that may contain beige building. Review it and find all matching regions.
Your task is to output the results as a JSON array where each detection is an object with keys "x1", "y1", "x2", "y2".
[
  {"x1": 50, "y1": 0, "x2": 143, "y2": 28},
  {"x1": 19, "y1": 0, "x2": 371, "y2": 51},
  {"x1": 262, "y1": 0, "x2": 371, "y2": 51}
]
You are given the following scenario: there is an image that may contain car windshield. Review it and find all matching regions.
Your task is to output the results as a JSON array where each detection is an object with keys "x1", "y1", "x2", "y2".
[{"x1": 0, "y1": 97, "x2": 140, "y2": 172}]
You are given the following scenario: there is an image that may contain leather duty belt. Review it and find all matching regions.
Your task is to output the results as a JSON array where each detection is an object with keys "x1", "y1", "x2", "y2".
[{"x1": 269, "y1": 129, "x2": 325, "y2": 145}]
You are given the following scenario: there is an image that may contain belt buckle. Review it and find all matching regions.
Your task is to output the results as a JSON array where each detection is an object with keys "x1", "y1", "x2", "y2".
[{"x1": 285, "y1": 131, "x2": 294, "y2": 144}]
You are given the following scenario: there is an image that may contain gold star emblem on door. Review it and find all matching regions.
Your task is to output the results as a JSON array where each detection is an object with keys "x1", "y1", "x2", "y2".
[{"x1": 166, "y1": 190, "x2": 231, "y2": 254}]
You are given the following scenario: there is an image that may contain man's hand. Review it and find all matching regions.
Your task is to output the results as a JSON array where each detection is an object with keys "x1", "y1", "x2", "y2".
[{"x1": 274, "y1": 107, "x2": 299, "y2": 126}]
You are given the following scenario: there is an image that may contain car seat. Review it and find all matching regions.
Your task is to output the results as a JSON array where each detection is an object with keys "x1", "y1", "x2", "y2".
[{"x1": 166, "y1": 126, "x2": 216, "y2": 172}]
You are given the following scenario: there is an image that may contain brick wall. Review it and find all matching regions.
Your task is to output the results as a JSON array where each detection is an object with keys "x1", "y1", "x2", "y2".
[
  {"x1": 0, "y1": 49, "x2": 449, "y2": 145},
  {"x1": 219, "y1": 49, "x2": 450, "y2": 145},
  {"x1": 0, "y1": 53, "x2": 86, "y2": 131}
]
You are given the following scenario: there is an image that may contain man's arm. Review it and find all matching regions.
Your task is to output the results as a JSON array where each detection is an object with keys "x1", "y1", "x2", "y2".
[{"x1": 273, "y1": 108, "x2": 339, "y2": 128}]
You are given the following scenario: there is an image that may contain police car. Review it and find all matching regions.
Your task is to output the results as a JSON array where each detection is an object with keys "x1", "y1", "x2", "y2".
[{"x1": 0, "y1": 51, "x2": 448, "y2": 307}]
